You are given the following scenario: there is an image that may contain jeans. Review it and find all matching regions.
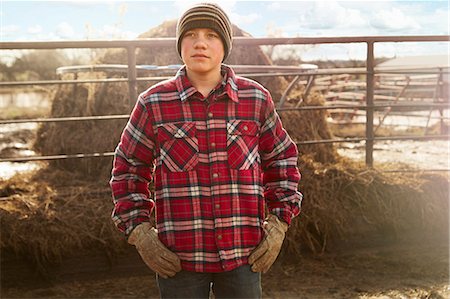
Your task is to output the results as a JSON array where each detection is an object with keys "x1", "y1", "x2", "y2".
[{"x1": 157, "y1": 265, "x2": 262, "y2": 299}]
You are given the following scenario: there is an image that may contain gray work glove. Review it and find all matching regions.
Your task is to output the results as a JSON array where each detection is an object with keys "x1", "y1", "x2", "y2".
[
  {"x1": 248, "y1": 214, "x2": 288, "y2": 273},
  {"x1": 128, "y1": 222, "x2": 182, "y2": 279}
]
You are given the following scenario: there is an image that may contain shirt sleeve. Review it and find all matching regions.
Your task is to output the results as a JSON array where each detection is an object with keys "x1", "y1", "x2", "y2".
[
  {"x1": 110, "y1": 95, "x2": 156, "y2": 236},
  {"x1": 259, "y1": 91, "x2": 303, "y2": 225}
]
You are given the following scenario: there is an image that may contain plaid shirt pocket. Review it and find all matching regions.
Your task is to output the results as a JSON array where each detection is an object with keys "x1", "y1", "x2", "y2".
[
  {"x1": 227, "y1": 120, "x2": 260, "y2": 170},
  {"x1": 157, "y1": 122, "x2": 199, "y2": 172}
]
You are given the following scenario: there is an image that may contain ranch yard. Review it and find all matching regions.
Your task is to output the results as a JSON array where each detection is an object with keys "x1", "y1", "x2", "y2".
[{"x1": 1, "y1": 234, "x2": 448, "y2": 298}]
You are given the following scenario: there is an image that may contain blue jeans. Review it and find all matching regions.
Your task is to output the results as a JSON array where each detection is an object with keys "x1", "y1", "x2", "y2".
[{"x1": 157, "y1": 265, "x2": 262, "y2": 298}]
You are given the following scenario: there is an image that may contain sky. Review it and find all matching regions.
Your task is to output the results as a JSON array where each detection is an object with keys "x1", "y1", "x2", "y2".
[{"x1": 1, "y1": 0, "x2": 449, "y2": 61}]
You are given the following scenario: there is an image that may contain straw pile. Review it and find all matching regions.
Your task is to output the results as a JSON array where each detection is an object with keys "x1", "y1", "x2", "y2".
[
  {"x1": 285, "y1": 158, "x2": 449, "y2": 255},
  {"x1": 34, "y1": 74, "x2": 129, "y2": 178},
  {"x1": 0, "y1": 168, "x2": 126, "y2": 275},
  {"x1": 280, "y1": 91, "x2": 338, "y2": 164}
]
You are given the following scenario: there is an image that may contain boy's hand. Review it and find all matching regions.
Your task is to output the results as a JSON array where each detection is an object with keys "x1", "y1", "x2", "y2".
[
  {"x1": 248, "y1": 214, "x2": 288, "y2": 273},
  {"x1": 128, "y1": 223, "x2": 182, "y2": 278}
]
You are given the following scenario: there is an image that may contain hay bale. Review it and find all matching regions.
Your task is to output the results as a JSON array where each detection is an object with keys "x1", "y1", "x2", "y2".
[
  {"x1": 280, "y1": 91, "x2": 338, "y2": 164},
  {"x1": 284, "y1": 158, "x2": 449, "y2": 255},
  {"x1": 35, "y1": 73, "x2": 129, "y2": 178},
  {"x1": 0, "y1": 169, "x2": 127, "y2": 275}
]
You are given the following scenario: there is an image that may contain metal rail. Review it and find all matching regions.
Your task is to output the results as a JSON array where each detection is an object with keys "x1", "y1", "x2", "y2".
[
  {"x1": 1, "y1": 103, "x2": 448, "y2": 125},
  {"x1": 1, "y1": 134, "x2": 448, "y2": 163},
  {"x1": 2, "y1": 68, "x2": 448, "y2": 87},
  {"x1": 2, "y1": 35, "x2": 448, "y2": 49},
  {"x1": 1, "y1": 35, "x2": 449, "y2": 170}
]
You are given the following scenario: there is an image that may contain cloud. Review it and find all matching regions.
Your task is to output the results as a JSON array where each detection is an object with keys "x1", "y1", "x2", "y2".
[
  {"x1": 1, "y1": 25, "x2": 20, "y2": 37},
  {"x1": 97, "y1": 25, "x2": 137, "y2": 39},
  {"x1": 230, "y1": 12, "x2": 260, "y2": 26},
  {"x1": 266, "y1": 2, "x2": 281, "y2": 11},
  {"x1": 376, "y1": 42, "x2": 449, "y2": 59},
  {"x1": 56, "y1": 22, "x2": 75, "y2": 39},
  {"x1": 173, "y1": 0, "x2": 236, "y2": 17},
  {"x1": 370, "y1": 7, "x2": 421, "y2": 31},
  {"x1": 418, "y1": 7, "x2": 449, "y2": 35},
  {"x1": 27, "y1": 25, "x2": 42, "y2": 35},
  {"x1": 83, "y1": 22, "x2": 137, "y2": 40},
  {"x1": 299, "y1": 1, "x2": 367, "y2": 30}
]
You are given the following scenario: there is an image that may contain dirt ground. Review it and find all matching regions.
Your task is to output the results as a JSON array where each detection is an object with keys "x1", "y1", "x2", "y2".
[{"x1": 2, "y1": 236, "x2": 448, "y2": 299}]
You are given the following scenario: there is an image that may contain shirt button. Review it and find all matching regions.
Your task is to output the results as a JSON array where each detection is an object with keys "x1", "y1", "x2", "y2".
[
  {"x1": 217, "y1": 235, "x2": 222, "y2": 240},
  {"x1": 211, "y1": 142, "x2": 216, "y2": 148},
  {"x1": 212, "y1": 173, "x2": 219, "y2": 178},
  {"x1": 243, "y1": 125, "x2": 248, "y2": 131},
  {"x1": 208, "y1": 112, "x2": 214, "y2": 118},
  {"x1": 215, "y1": 204, "x2": 220, "y2": 209}
]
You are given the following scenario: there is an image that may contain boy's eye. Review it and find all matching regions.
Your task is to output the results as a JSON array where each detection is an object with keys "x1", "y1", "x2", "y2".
[{"x1": 208, "y1": 32, "x2": 219, "y2": 38}]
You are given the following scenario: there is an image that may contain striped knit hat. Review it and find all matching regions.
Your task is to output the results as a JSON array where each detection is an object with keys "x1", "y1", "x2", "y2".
[{"x1": 176, "y1": 3, "x2": 233, "y2": 62}]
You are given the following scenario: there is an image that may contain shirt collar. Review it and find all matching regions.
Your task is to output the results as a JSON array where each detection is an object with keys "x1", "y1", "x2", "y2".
[{"x1": 175, "y1": 64, "x2": 239, "y2": 103}]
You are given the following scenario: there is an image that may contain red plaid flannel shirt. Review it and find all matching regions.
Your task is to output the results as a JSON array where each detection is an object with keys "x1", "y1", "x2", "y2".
[{"x1": 111, "y1": 65, "x2": 302, "y2": 272}]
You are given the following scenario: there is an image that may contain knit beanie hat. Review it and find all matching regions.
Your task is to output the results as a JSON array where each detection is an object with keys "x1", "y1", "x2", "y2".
[{"x1": 176, "y1": 3, "x2": 233, "y2": 62}]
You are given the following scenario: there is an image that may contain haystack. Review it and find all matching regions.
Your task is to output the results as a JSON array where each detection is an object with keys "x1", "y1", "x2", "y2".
[
  {"x1": 280, "y1": 92, "x2": 338, "y2": 164},
  {"x1": 0, "y1": 168, "x2": 126, "y2": 276},
  {"x1": 286, "y1": 159, "x2": 449, "y2": 255}
]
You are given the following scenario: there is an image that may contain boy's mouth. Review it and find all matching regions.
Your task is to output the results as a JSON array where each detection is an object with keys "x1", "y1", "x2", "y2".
[{"x1": 192, "y1": 54, "x2": 209, "y2": 58}]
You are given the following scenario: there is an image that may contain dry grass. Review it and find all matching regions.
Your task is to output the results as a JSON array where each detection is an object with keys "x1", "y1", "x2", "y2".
[
  {"x1": 34, "y1": 73, "x2": 129, "y2": 178},
  {"x1": 285, "y1": 157, "x2": 449, "y2": 255},
  {"x1": 0, "y1": 168, "x2": 127, "y2": 275}
]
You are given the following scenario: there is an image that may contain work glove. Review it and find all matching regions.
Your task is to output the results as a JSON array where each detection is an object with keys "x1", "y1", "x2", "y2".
[
  {"x1": 248, "y1": 214, "x2": 288, "y2": 273},
  {"x1": 128, "y1": 222, "x2": 182, "y2": 279}
]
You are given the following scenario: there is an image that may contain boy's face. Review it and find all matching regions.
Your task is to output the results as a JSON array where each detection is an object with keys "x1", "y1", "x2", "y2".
[{"x1": 180, "y1": 28, "x2": 224, "y2": 76}]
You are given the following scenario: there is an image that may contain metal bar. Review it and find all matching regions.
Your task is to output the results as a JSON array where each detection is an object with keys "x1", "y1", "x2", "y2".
[
  {"x1": 365, "y1": 41, "x2": 375, "y2": 167},
  {"x1": 0, "y1": 69, "x2": 367, "y2": 88},
  {"x1": 374, "y1": 76, "x2": 410, "y2": 133},
  {"x1": 424, "y1": 69, "x2": 444, "y2": 135},
  {"x1": 0, "y1": 75, "x2": 174, "y2": 87},
  {"x1": 374, "y1": 134, "x2": 450, "y2": 141},
  {"x1": 375, "y1": 70, "x2": 450, "y2": 75},
  {"x1": 278, "y1": 75, "x2": 301, "y2": 108},
  {"x1": 127, "y1": 46, "x2": 137, "y2": 109},
  {"x1": 1, "y1": 35, "x2": 448, "y2": 50},
  {"x1": 1, "y1": 134, "x2": 448, "y2": 163},
  {"x1": 0, "y1": 152, "x2": 115, "y2": 163},
  {"x1": 379, "y1": 169, "x2": 450, "y2": 173},
  {"x1": 4, "y1": 67, "x2": 449, "y2": 88},
  {"x1": 298, "y1": 75, "x2": 316, "y2": 108},
  {"x1": 0, "y1": 77, "x2": 131, "y2": 86},
  {"x1": 0, "y1": 115, "x2": 130, "y2": 125},
  {"x1": 1, "y1": 103, "x2": 447, "y2": 125},
  {"x1": 298, "y1": 138, "x2": 366, "y2": 145}
]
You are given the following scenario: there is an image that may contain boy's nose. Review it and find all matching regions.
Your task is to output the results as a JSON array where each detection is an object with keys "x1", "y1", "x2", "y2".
[{"x1": 193, "y1": 38, "x2": 207, "y2": 49}]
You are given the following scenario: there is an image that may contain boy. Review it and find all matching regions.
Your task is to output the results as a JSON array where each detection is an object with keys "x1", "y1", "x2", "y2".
[{"x1": 110, "y1": 3, "x2": 302, "y2": 298}]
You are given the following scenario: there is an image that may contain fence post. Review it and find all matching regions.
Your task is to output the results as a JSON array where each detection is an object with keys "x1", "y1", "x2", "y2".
[
  {"x1": 127, "y1": 45, "x2": 137, "y2": 110},
  {"x1": 365, "y1": 41, "x2": 375, "y2": 167}
]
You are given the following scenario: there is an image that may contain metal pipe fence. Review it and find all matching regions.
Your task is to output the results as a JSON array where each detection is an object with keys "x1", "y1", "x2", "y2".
[{"x1": 1, "y1": 35, "x2": 449, "y2": 171}]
